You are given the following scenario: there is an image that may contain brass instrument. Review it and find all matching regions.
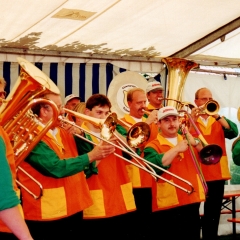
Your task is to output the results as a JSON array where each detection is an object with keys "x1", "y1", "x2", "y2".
[
  {"x1": 161, "y1": 57, "x2": 199, "y2": 108},
  {"x1": 237, "y1": 107, "x2": 240, "y2": 122},
  {"x1": 64, "y1": 108, "x2": 155, "y2": 175},
  {"x1": 59, "y1": 112, "x2": 194, "y2": 194},
  {"x1": 0, "y1": 57, "x2": 60, "y2": 198},
  {"x1": 198, "y1": 100, "x2": 219, "y2": 116},
  {"x1": 162, "y1": 57, "x2": 223, "y2": 166},
  {"x1": 186, "y1": 112, "x2": 222, "y2": 165},
  {"x1": 64, "y1": 108, "x2": 118, "y2": 140},
  {"x1": 179, "y1": 113, "x2": 208, "y2": 195}
]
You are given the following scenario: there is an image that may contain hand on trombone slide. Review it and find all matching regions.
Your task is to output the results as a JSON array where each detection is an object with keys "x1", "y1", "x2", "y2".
[{"x1": 87, "y1": 140, "x2": 115, "y2": 163}]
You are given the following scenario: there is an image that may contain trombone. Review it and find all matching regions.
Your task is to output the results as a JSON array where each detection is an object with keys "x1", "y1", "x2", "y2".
[
  {"x1": 60, "y1": 109, "x2": 194, "y2": 194},
  {"x1": 179, "y1": 110, "x2": 223, "y2": 165}
]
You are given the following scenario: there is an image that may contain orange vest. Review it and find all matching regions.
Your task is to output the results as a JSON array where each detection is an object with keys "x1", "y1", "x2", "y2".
[
  {"x1": 120, "y1": 114, "x2": 158, "y2": 188},
  {"x1": 18, "y1": 127, "x2": 92, "y2": 221},
  {"x1": 0, "y1": 126, "x2": 23, "y2": 233},
  {"x1": 81, "y1": 123, "x2": 136, "y2": 218},
  {"x1": 146, "y1": 134, "x2": 205, "y2": 212},
  {"x1": 191, "y1": 117, "x2": 230, "y2": 181}
]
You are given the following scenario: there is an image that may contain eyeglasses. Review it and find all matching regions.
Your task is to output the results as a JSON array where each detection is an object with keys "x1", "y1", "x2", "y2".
[{"x1": 0, "y1": 91, "x2": 7, "y2": 97}]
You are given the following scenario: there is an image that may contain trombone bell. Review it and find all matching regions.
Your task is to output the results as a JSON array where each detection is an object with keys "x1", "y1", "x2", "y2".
[
  {"x1": 127, "y1": 122, "x2": 150, "y2": 148},
  {"x1": 199, "y1": 144, "x2": 223, "y2": 165}
]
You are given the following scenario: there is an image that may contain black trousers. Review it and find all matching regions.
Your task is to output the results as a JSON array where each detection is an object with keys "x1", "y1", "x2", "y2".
[
  {"x1": 130, "y1": 188, "x2": 152, "y2": 239},
  {"x1": 83, "y1": 211, "x2": 135, "y2": 239},
  {"x1": 0, "y1": 232, "x2": 18, "y2": 240},
  {"x1": 201, "y1": 180, "x2": 225, "y2": 240},
  {"x1": 149, "y1": 202, "x2": 201, "y2": 240},
  {"x1": 25, "y1": 211, "x2": 83, "y2": 240}
]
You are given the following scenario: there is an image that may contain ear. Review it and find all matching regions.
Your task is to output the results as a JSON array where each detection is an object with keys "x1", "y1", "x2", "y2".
[{"x1": 85, "y1": 108, "x2": 91, "y2": 116}]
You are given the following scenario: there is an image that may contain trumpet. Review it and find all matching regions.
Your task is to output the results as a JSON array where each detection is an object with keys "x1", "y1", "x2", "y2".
[
  {"x1": 59, "y1": 111, "x2": 194, "y2": 194},
  {"x1": 198, "y1": 100, "x2": 219, "y2": 116}
]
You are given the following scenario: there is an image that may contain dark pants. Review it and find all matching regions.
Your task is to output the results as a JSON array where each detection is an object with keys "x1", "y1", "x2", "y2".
[
  {"x1": 202, "y1": 180, "x2": 225, "y2": 240},
  {"x1": 131, "y1": 188, "x2": 152, "y2": 239},
  {"x1": 83, "y1": 212, "x2": 135, "y2": 239},
  {"x1": 0, "y1": 232, "x2": 18, "y2": 240},
  {"x1": 149, "y1": 202, "x2": 201, "y2": 240},
  {"x1": 26, "y1": 211, "x2": 83, "y2": 240}
]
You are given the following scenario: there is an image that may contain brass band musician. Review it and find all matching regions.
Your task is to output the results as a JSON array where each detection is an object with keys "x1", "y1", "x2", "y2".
[
  {"x1": 146, "y1": 80, "x2": 164, "y2": 110},
  {"x1": 17, "y1": 92, "x2": 115, "y2": 240},
  {"x1": 116, "y1": 87, "x2": 159, "y2": 239},
  {"x1": 144, "y1": 106, "x2": 205, "y2": 240},
  {"x1": 190, "y1": 87, "x2": 238, "y2": 240}
]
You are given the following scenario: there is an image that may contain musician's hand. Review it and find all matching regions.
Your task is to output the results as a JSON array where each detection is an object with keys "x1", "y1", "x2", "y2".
[
  {"x1": 88, "y1": 141, "x2": 115, "y2": 162},
  {"x1": 145, "y1": 110, "x2": 158, "y2": 124},
  {"x1": 175, "y1": 140, "x2": 189, "y2": 153},
  {"x1": 190, "y1": 107, "x2": 200, "y2": 122},
  {"x1": 106, "y1": 135, "x2": 118, "y2": 145},
  {"x1": 63, "y1": 123, "x2": 82, "y2": 135}
]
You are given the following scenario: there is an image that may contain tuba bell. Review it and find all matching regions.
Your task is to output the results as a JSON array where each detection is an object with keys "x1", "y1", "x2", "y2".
[{"x1": 0, "y1": 57, "x2": 60, "y2": 167}]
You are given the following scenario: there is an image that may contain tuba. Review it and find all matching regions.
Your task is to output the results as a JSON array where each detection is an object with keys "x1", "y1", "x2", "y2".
[
  {"x1": 162, "y1": 57, "x2": 222, "y2": 168},
  {"x1": 162, "y1": 57, "x2": 199, "y2": 108},
  {"x1": 0, "y1": 57, "x2": 60, "y2": 167}
]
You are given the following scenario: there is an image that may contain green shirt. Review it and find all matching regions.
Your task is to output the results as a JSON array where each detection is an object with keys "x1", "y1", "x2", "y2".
[
  {"x1": 26, "y1": 139, "x2": 91, "y2": 178},
  {"x1": 0, "y1": 136, "x2": 20, "y2": 210},
  {"x1": 144, "y1": 147, "x2": 170, "y2": 175},
  {"x1": 74, "y1": 134, "x2": 98, "y2": 178}
]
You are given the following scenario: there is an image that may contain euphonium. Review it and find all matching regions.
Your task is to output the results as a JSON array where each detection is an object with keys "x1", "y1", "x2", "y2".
[{"x1": 0, "y1": 57, "x2": 60, "y2": 167}]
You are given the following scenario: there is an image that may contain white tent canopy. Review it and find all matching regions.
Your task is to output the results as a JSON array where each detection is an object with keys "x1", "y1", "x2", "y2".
[{"x1": 0, "y1": 0, "x2": 240, "y2": 69}]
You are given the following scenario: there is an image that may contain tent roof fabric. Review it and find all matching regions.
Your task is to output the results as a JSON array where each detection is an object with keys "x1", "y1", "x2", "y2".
[{"x1": 0, "y1": 0, "x2": 240, "y2": 67}]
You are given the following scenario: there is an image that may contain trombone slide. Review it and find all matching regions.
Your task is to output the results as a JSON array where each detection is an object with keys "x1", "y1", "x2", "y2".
[{"x1": 59, "y1": 116, "x2": 194, "y2": 194}]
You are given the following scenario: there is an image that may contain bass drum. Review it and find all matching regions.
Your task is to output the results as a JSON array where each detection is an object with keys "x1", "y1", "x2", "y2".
[{"x1": 107, "y1": 71, "x2": 148, "y2": 118}]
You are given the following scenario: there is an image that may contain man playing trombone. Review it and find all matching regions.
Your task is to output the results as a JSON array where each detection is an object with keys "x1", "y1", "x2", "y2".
[
  {"x1": 144, "y1": 106, "x2": 206, "y2": 240},
  {"x1": 190, "y1": 87, "x2": 238, "y2": 240},
  {"x1": 116, "y1": 87, "x2": 159, "y2": 239},
  {"x1": 75, "y1": 94, "x2": 136, "y2": 239}
]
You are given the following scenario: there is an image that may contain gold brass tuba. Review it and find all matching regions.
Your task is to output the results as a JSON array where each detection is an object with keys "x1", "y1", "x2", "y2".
[
  {"x1": 0, "y1": 57, "x2": 60, "y2": 167},
  {"x1": 161, "y1": 57, "x2": 199, "y2": 109},
  {"x1": 161, "y1": 57, "x2": 223, "y2": 167}
]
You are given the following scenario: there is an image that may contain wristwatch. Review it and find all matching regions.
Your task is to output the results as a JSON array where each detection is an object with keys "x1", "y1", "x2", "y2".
[
  {"x1": 194, "y1": 138, "x2": 200, "y2": 147},
  {"x1": 216, "y1": 115, "x2": 221, "y2": 121}
]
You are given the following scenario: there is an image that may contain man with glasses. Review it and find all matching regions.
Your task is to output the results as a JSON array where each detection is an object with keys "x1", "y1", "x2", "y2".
[{"x1": 191, "y1": 87, "x2": 238, "y2": 240}]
